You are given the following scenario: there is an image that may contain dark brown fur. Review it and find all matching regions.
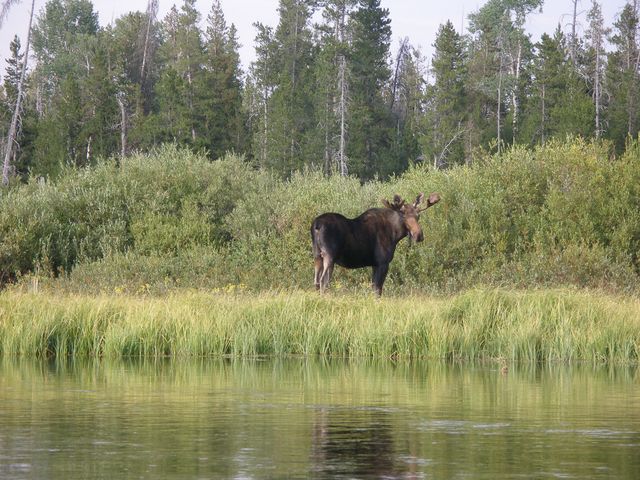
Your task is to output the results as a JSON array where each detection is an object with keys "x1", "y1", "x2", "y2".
[{"x1": 311, "y1": 192, "x2": 440, "y2": 295}]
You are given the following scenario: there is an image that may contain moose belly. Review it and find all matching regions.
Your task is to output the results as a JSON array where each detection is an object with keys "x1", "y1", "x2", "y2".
[{"x1": 335, "y1": 249, "x2": 378, "y2": 269}]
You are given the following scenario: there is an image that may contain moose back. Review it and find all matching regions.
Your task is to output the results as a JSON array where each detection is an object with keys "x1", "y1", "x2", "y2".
[{"x1": 311, "y1": 192, "x2": 440, "y2": 295}]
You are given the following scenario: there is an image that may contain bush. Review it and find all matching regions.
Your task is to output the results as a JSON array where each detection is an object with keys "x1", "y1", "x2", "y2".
[{"x1": 3, "y1": 139, "x2": 640, "y2": 293}]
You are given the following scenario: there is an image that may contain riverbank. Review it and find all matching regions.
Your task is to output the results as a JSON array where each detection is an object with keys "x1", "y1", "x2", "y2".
[{"x1": 1, "y1": 288, "x2": 638, "y2": 363}]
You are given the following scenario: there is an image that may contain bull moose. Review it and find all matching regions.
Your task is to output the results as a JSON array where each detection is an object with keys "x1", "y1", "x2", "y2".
[{"x1": 311, "y1": 192, "x2": 440, "y2": 295}]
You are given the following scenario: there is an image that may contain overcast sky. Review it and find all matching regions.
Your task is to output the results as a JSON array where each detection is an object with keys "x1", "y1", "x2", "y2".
[{"x1": 0, "y1": 0, "x2": 631, "y2": 75}]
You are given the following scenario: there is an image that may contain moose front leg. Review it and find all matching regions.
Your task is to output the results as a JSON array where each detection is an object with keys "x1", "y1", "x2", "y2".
[{"x1": 372, "y1": 263, "x2": 389, "y2": 296}]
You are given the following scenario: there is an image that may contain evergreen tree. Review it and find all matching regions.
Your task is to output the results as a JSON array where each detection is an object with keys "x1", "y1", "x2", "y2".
[
  {"x1": 246, "y1": 22, "x2": 277, "y2": 167},
  {"x1": 543, "y1": 27, "x2": 594, "y2": 140},
  {"x1": 82, "y1": 35, "x2": 119, "y2": 161},
  {"x1": 313, "y1": 0, "x2": 357, "y2": 175},
  {"x1": 156, "y1": 0, "x2": 205, "y2": 147},
  {"x1": 388, "y1": 39, "x2": 424, "y2": 170},
  {"x1": 267, "y1": 0, "x2": 317, "y2": 175},
  {"x1": 606, "y1": 3, "x2": 640, "y2": 151},
  {"x1": 201, "y1": 0, "x2": 246, "y2": 158},
  {"x1": 348, "y1": 0, "x2": 393, "y2": 179},
  {"x1": 424, "y1": 21, "x2": 467, "y2": 167},
  {"x1": 585, "y1": 1, "x2": 609, "y2": 139}
]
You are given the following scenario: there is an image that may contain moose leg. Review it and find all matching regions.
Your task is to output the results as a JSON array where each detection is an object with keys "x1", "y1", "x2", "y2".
[
  {"x1": 319, "y1": 255, "x2": 334, "y2": 293},
  {"x1": 313, "y1": 256, "x2": 323, "y2": 290},
  {"x1": 372, "y1": 263, "x2": 389, "y2": 296}
]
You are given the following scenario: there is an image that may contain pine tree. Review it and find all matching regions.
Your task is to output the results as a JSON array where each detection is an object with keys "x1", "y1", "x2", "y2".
[
  {"x1": 348, "y1": 0, "x2": 393, "y2": 179},
  {"x1": 606, "y1": 2, "x2": 639, "y2": 151},
  {"x1": 314, "y1": 0, "x2": 357, "y2": 175},
  {"x1": 247, "y1": 22, "x2": 277, "y2": 167},
  {"x1": 267, "y1": 0, "x2": 317, "y2": 175},
  {"x1": 424, "y1": 21, "x2": 467, "y2": 167},
  {"x1": 156, "y1": 0, "x2": 205, "y2": 146},
  {"x1": 201, "y1": 0, "x2": 246, "y2": 158}
]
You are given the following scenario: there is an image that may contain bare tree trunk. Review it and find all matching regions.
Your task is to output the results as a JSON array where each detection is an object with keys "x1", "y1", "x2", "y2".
[
  {"x1": 512, "y1": 40, "x2": 522, "y2": 142},
  {"x1": 338, "y1": 54, "x2": 348, "y2": 176},
  {"x1": 570, "y1": 0, "x2": 579, "y2": 65},
  {"x1": 594, "y1": 44, "x2": 601, "y2": 138},
  {"x1": 541, "y1": 83, "x2": 546, "y2": 145},
  {"x1": 2, "y1": 0, "x2": 35, "y2": 186},
  {"x1": 390, "y1": 38, "x2": 409, "y2": 111},
  {"x1": 86, "y1": 135, "x2": 92, "y2": 165},
  {"x1": 140, "y1": 0, "x2": 158, "y2": 81},
  {"x1": 117, "y1": 92, "x2": 128, "y2": 158},
  {"x1": 497, "y1": 68, "x2": 502, "y2": 152},
  {"x1": 262, "y1": 87, "x2": 268, "y2": 165}
]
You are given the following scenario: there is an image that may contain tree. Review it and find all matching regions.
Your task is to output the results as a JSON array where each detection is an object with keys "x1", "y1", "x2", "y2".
[
  {"x1": 348, "y1": 0, "x2": 393, "y2": 178},
  {"x1": 201, "y1": 0, "x2": 246, "y2": 158},
  {"x1": 467, "y1": 0, "x2": 542, "y2": 151},
  {"x1": 424, "y1": 21, "x2": 467, "y2": 167},
  {"x1": 311, "y1": 0, "x2": 358, "y2": 176},
  {"x1": 387, "y1": 39, "x2": 424, "y2": 170},
  {"x1": 266, "y1": 0, "x2": 317, "y2": 175},
  {"x1": 247, "y1": 22, "x2": 276, "y2": 167},
  {"x1": 156, "y1": 0, "x2": 205, "y2": 146},
  {"x1": 2, "y1": 0, "x2": 35, "y2": 186},
  {"x1": 606, "y1": 2, "x2": 639, "y2": 151},
  {"x1": 585, "y1": 0, "x2": 608, "y2": 139},
  {"x1": 31, "y1": 0, "x2": 100, "y2": 111}
]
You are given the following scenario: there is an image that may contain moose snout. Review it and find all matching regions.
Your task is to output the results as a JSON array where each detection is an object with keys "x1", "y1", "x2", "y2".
[{"x1": 409, "y1": 230, "x2": 424, "y2": 243}]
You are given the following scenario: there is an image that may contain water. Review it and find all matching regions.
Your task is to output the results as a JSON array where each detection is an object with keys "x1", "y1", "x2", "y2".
[{"x1": 1, "y1": 358, "x2": 639, "y2": 479}]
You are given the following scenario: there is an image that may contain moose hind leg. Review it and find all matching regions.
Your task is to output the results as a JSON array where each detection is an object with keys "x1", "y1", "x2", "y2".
[
  {"x1": 319, "y1": 255, "x2": 334, "y2": 293},
  {"x1": 372, "y1": 263, "x2": 389, "y2": 296},
  {"x1": 314, "y1": 256, "x2": 323, "y2": 290}
]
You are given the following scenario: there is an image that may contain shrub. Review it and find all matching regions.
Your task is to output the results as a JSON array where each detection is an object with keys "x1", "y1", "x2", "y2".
[{"x1": 3, "y1": 139, "x2": 640, "y2": 293}]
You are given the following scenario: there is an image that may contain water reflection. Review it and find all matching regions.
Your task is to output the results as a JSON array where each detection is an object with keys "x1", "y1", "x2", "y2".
[
  {"x1": 0, "y1": 358, "x2": 638, "y2": 479},
  {"x1": 312, "y1": 407, "x2": 404, "y2": 478}
]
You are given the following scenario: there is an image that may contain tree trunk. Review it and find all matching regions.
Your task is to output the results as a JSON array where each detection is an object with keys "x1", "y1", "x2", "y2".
[
  {"x1": 512, "y1": 40, "x2": 522, "y2": 142},
  {"x1": 338, "y1": 54, "x2": 348, "y2": 176},
  {"x1": 570, "y1": 0, "x2": 579, "y2": 65},
  {"x1": 2, "y1": 0, "x2": 35, "y2": 186},
  {"x1": 117, "y1": 93, "x2": 128, "y2": 159}
]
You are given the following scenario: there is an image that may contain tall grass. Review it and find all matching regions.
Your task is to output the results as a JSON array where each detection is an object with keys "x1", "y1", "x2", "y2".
[{"x1": 1, "y1": 289, "x2": 638, "y2": 363}]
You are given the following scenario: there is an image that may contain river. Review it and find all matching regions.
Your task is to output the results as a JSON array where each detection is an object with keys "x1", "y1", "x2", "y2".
[{"x1": 1, "y1": 357, "x2": 638, "y2": 479}]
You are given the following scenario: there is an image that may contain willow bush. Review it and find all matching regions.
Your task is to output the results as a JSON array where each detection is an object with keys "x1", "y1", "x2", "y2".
[{"x1": 1, "y1": 138, "x2": 639, "y2": 294}]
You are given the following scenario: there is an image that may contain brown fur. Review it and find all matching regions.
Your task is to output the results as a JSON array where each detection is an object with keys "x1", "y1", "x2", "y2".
[{"x1": 311, "y1": 192, "x2": 440, "y2": 295}]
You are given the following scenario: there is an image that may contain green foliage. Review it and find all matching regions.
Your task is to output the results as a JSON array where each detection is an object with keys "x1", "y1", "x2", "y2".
[
  {"x1": 2, "y1": 140, "x2": 640, "y2": 294},
  {"x1": 0, "y1": 146, "x2": 259, "y2": 284}
]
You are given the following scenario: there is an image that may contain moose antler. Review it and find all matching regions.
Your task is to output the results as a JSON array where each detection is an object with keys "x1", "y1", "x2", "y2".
[
  {"x1": 417, "y1": 192, "x2": 441, "y2": 212},
  {"x1": 382, "y1": 194, "x2": 406, "y2": 210}
]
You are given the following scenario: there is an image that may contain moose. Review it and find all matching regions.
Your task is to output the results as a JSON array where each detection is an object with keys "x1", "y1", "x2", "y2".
[{"x1": 311, "y1": 192, "x2": 440, "y2": 295}]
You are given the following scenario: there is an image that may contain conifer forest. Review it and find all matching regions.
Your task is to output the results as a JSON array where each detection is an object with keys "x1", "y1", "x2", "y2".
[{"x1": 0, "y1": 0, "x2": 639, "y2": 183}]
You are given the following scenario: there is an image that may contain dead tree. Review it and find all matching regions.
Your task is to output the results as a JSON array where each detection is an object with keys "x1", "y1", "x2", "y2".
[{"x1": 2, "y1": 0, "x2": 35, "y2": 186}]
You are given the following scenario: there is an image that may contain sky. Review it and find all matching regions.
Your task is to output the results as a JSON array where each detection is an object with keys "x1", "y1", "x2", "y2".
[{"x1": 0, "y1": 0, "x2": 632, "y2": 76}]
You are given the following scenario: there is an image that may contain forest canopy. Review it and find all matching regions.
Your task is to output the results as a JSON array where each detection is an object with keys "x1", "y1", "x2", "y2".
[{"x1": 0, "y1": 0, "x2": 639, "y2": 183}]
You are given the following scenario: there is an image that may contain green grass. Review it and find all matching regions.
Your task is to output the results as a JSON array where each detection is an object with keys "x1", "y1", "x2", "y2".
[{"x1": 1, "y1": 288, "x2": 638, "y2": 363}]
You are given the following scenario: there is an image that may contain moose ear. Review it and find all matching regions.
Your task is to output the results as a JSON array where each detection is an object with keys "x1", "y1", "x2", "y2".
[
  {"x1": 382, "y1": 198, "x2": 392, "y2": 209},
  {"x1": 413, "y1": 192, "x2": 425, "y2": 208}
]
